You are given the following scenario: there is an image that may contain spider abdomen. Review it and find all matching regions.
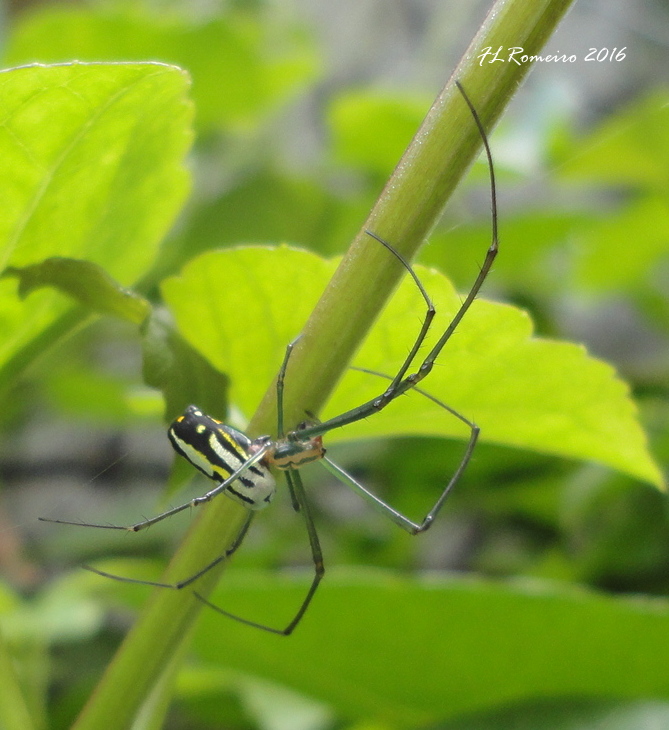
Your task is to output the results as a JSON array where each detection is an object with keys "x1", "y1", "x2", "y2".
[{"x1": 168, "y1": 405, "x2": 276, "y2": 510}]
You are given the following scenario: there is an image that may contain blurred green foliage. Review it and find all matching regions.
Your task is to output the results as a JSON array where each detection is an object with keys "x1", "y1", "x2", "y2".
[{"x1": 0, "y1": 2, "x2": 667, "y2": 730}]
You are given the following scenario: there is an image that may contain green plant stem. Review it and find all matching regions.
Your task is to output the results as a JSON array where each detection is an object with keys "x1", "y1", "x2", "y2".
[
  {"x1": 73, "y1": 1, "x2": 574, "y2": 727},
  {"x1": 253, "y1": 0, "x2": 575, "y2": 434}
]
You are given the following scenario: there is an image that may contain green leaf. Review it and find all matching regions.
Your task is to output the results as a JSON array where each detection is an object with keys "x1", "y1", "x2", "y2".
[
  {"x1": 558, "y1": 90, "x2": 669, "y2": 190},
  {"x1": 573, "y1": 196, "x2": 669, "y2": 291},
  {"x1": 3, "y1": 258, "x2": 150, "y2": 324},
  {"x1": 443, "y1": 699, "x2": 669, "y2": 730},
  {"x1": 161, "y1": 246, "x2": 337, "y2": 424},
  {"x1": 161, "y1": 246, "x2": 662, "y2": 488},
  {"x1": 329, "y1": 90, "x2": 431, "y2": 176},
  {"x1": 46, "y1": 365, "x2": 153, "y2": 423},
  {"x1": 5, "y1": 6, "x2": 319, "y2": 132},
  {"x1": 0, "y1": 62, "x2": 191, "y2": 274},
  {"x1": 141, "y1": 307, "x2": 234, "y2": 501},
  {"x1": 192, "y1": 570, "x2": 669, "y2": 725},
  {"x1": 0, "y1": 629, "x2": 38, "y2": 730},
  {"x1": 0, "y1": 61, "x2": 192, "y2": 384}
]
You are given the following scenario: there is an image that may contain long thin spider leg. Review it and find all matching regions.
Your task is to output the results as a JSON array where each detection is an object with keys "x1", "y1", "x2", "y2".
[
  {"x1": 321, "y1": 427, "x2": 476, "y2": 535},
  {"x1": 38, "y1": 442, "x2": 273, "y2": 532},
  {"x1": 319, "y1": 376, "x2": 479, "y2": 533},
  {"x1": 278, "y1": 469, "x2": 324, "y2": 633},
  {"x1": 284, "y1": 468, "x2": 301, "y2": 513},
  {"x1": 277, "y1": 337, "x2": 301, "y2": 512},
  {"x1": 404, "y1": 81, "x2": 498, "y2": 392},
  {"x1": 350, "y1": 365, "x2": 474, "y2": 429},
  {"x1": 194, "y1": 468, "x2": 324, "y2": 635},
  {"x1": 277, "y1": 336, "x2": 302, "y2": 440},
  {"x1": 292, "y1": 80, "x2": 497, "y2": 441},
  {"x1": 316, "y1": 364, "x2": 478, "y2": 532},
  {"x1": 82, "y1": 513, "x2": 254, "y2": 589},
  {"x1": 363, "y1": 229, "x2": 435, "y2": 394}
]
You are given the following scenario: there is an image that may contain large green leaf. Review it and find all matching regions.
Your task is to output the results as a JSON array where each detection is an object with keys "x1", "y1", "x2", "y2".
[
  {"x1": 161, "y1": 246, "x2": 661, "y2": 487},
  {"x1": 0, "y1": 62, "x2": 191, "y2": 382},
  {"x1": 0, "y1": 62, "x2": 191, "y2": 274},
  {"x1": 5, "y1": 6, "x2": 318, "y2": 131},
  {"x1": 191, "y1": 569, "x2": 669, "y2": 725},
  {"x1": 558, "y1": 90, "x2": 669, "y2": 190}
]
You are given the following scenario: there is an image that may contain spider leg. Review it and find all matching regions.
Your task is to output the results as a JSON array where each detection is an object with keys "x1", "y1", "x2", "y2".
[
  {"x1": 378, "y1": 80, "x2": 499, "y2": 400},
  {"x1": 82, "y1": 513, "x2": 254, "y2": 588},
  {"x1": 38, "y1": 442, "x2": 273, "y2": 532},
  {"x1": 322, "y1": 366, "x2": 477, "y2": 532},
  {"x1": 276, "y1": 335, "x2": 301, "y2": 440},
  {"x1": 292, "y1": 80, "x2": 497, "y2": 441},
  {"x1": 363, "y1": 229, "x2": 435, "y2": 393},
  {"x1": 194, "y1": 468, "x2": 324, "y2": 635}
]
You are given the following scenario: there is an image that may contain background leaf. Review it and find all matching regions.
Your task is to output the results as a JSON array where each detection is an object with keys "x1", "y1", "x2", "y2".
[
  {"x1": 192, "y1": 570, "x2": 669, "y2": 725},
  {"x1": 4, "y1": 6, "x2": 319, "y2": 132},
  {"x1": 0, "y1": 61, "x2": 191, "y2": 379},
  {"x1": 162, "y1": 246, "x2": 661, "y2": 487}
]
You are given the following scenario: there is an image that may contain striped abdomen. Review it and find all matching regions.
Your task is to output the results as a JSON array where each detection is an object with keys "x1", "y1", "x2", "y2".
[{"x1": 168, "y1": 405, "x2": 276, "y2": 510}]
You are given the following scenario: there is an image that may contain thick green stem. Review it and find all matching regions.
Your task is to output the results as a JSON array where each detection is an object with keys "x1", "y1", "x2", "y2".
[
  {"x1": 252, "y1": 0, "x2": 574, "y2": 435},
  {"x1": 73, "y1": 1, "x2": 574, "y2": 727}
]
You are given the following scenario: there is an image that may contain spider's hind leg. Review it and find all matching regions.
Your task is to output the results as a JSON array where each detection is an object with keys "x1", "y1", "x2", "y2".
[
  {"x1": 83, "y1": 512, "x2": 254, "y2": 590},
  {"x1": 194, "y1": 468, "x2": 324, "y2": 635}
]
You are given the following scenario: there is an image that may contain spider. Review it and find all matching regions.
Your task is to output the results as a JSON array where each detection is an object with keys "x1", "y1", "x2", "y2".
[{"x1": 40, "y1": 81, "x2": 498, "y2": 635}]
